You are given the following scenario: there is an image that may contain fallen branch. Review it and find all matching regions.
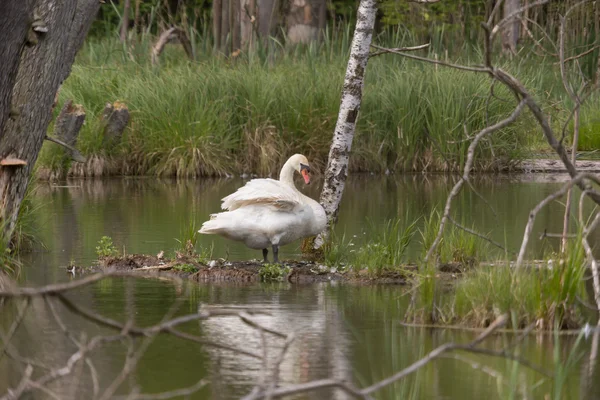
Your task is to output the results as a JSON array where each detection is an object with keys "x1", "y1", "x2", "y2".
[
  {"x1": 151, "y1": 27, "x2": 194, "y2": 65},
  {"x1": 369, "y1": 43, "x2": 430, "y2": 57},
  {"x1": 516, "y1": 173, "x2": 600, "y2": 268}
]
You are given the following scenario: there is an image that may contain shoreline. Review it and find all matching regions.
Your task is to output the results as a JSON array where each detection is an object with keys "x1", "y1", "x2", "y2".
[{"x1": 36, "y1": 158, "x2": 600, "y2": 182}]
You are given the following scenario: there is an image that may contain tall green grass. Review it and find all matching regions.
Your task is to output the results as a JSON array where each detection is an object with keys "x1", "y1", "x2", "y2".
[
  {"x1": 324, "y1": 216, "x2": 418, "y2": 275},
  {"x1": 36, "y1": 29, "x2": 587, "y2": 178},
  {"x1": 451, "y1": 238, "x2": 587, "y2": 329}
]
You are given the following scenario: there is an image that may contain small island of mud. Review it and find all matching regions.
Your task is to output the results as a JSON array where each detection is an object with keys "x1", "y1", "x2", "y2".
[{"x1": 81, "y1": 253, "x2": 433, "y2": 285}]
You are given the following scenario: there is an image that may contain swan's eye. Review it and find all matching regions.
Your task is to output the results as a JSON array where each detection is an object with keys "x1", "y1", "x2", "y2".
[{"x1": 300, "y1": 163, "x2": 310, "y2": 173}]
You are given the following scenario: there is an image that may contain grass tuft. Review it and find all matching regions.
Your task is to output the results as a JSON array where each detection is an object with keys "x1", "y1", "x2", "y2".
[{"x1": 36, "y1": 31, "x2": 588, "y2": 178}]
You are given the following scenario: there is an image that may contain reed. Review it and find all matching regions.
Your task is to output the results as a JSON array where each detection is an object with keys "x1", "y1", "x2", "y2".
[{"x1": 37, "y1": 28, "x2": 592, "y2": 178}]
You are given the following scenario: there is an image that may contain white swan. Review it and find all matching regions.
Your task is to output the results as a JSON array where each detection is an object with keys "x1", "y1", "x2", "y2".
[{"x1": 199, "y1": 154, "x2": 327, "y2": 263}]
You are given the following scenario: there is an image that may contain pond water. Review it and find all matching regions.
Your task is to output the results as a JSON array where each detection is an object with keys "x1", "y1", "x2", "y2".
[{"x1": 3, "y1": 174, "x2": 600, "y2": 399}]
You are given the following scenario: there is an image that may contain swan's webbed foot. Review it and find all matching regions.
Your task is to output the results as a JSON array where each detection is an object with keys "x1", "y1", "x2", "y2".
[
  {"x1": 262, "y1": 248, "x2": 269, "y2": 263},
  {"x1": 272, "y1": 245, "x2": 279, "y2": 264}
]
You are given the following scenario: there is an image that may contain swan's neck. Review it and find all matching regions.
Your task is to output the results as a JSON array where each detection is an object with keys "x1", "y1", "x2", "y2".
[{"x1": 279, "y1": 160, "x2": 297, "y2": 188}]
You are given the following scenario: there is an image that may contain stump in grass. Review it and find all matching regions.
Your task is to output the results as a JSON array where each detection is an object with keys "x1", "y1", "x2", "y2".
[
  {"x1": 50, "y1": 100, "x2": 86, "y2": 163},
  {"x1": 102, "y1": 101, "x2": 130, "y2": 148},
  {"x1": 55, "y1": 101, "x2": 85, "y2": 147}
]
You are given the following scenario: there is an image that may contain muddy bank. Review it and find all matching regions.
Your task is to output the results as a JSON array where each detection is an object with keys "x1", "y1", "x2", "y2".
[
  {"x1": 517, "y1": 158, "x2": 600, "y2": 173},
  {"x1": 36, "y1": 157, "x2": 600, "y2": 181},
  {"x1": 80, "y1": 254, "x2": 421, "y2": 284}
]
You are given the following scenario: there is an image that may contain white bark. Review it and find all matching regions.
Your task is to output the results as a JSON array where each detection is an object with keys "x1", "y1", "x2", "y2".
[{"x1": 313, "y1": 0, "x2": 377, "y2": 249}]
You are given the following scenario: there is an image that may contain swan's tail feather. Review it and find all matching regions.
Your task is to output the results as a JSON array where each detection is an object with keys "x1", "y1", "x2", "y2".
[{"x1": 198, "y1": 215, "x2": 223, "y2": 234}]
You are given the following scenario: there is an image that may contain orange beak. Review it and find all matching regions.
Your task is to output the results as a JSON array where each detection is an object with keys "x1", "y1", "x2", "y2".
[{"x1": 301, "y1": 169, "x2": 310, "y2": 184}]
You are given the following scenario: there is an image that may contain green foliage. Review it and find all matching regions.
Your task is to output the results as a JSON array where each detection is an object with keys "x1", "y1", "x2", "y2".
[
  {"x1": 575, "y1": 97, "x2": 600, "y2": 152},
  {"x1": 173, "y1": 263, "x2": 198, "y2": 273},
  {"x1": 451, "y1": 240, "x2": 587, "y2": 329},
  {"x1": 259, "y1": 264, "x2": 291, "y2": 282},
  {"x1": 323, "y1": 232, "x2": 354, "y2": 269},
  {"x1": 440, "y1": 224, "x2": 482, "y2": 267},
  {"x1": 38, "y1": 30, "x2": 567, "y2": 178},
  {"x1": 325, "y1": 216, "x2": 418, "y2": 275},
  {"x1": 96, "y1": 236, "x2": 119, "y2": 258},
  {"x1": 197, "y1": 243, "x2": 214, "y2": 265},
  {"x1": 420, "y1": 208, "x2": 490, "y2": 267},
  {"x1": 175, "y1": 218, "x2": 200, "y2": 256},
  {"x1": 11, "y1": 178, "x2": 44, "y2": 253},
  {"x1": 352, "y1": 218, "x2": 419, "y2": 274},
  {"x1": 0, "y1": 240, "x2": 20, "y2": 277}
]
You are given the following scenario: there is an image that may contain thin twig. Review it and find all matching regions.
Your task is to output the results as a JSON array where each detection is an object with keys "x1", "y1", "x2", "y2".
[
  {"x1": 369, "y1": 43, "x2": 430, "y2": 57},
  {"x1": 362, "y1": 315, "x2": 510, "y2": 394},
  {"x1": 424, "y1": 100, "x2": 527, "y2": 263},
  {"x1": 447, "y1": 216, "x2": 508, "y2": 252},
  {"x1": 516, "y1": 173, "x2": 600, "y2": 267},
  {"x1": 239, "y1": 312, "x2": 287, "y2": 338},
  {"x1": 115, "y1": 379, "x2": 208, "y2": 400},
  {"x1": 370, "y1": 44, "x2": 490, "y2": 73},
  {"x1": 491, "y1": 0, "x2": 550, "y2": 40}
]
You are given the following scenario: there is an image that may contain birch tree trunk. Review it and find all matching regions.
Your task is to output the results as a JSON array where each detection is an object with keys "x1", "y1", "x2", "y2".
[
  {"x1": 0, "y1": 0, "x2": 100, "y2": 244},
  {"x1": 312, "y1": 0, "x2": 377, "y2": 249}
]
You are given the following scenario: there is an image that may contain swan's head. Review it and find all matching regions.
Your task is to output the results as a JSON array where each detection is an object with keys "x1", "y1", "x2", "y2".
[{"x1": 289, "y1": 154, "x2": 311, "y2": 185}]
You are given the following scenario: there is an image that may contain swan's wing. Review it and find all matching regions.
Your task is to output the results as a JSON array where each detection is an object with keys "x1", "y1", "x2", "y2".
[{"x1": 221, "y1": 178, "x2": 302, "y2": 212}]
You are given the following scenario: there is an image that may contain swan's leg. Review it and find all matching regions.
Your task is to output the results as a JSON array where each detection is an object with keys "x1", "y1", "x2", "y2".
[
  {"x1": 262, "y1": 248, "x2": 269, "y2": 263},
  {"x1": 272, "y1": 245, "x2": 279, "y2": 264}
]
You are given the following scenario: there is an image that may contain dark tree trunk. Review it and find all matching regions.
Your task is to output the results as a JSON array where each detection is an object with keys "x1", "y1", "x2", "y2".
[
  {"x1": 232, "y1": 0, "x2": 241, "y2": 52},
  {"x1": 257, "y1": 0, "x2": 278, "y2": 39},
  {"x1": 0, "y1": 1, "x2": 33, "y2": 141},
  {"x1": 0, "y1": 0, "x2": 100, "y2": 243},
  {"x1": 213, "y1": 0, "x2": 223, "y2": 50},
  {"x1": 317, "y1": 0, "x2": 326, "y2": 40},
  {"x1": 240, "y1": 0, "x2": 256, "y2": 50},
  {"x1": 120, "y1": 0, "x2": 132, "y2": 42},
  {"x1": 221, "y1": 0, "x2": 231, "y2": 53},
  {"x1": 134, "y1": 0, "x2": 141, "y2": 33},
  {"x1": 502, "y1": 0, "x2": 520, "y2": 55}
]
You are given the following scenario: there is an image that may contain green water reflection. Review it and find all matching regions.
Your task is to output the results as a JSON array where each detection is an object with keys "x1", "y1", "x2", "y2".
[{"x1": 3, "y1": 175, "x2": 599, "y2": 399}]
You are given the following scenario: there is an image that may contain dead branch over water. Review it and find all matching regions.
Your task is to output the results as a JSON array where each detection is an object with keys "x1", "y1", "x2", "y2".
[
  {"x1": 0, "y1": 272, "x2": 554, "y2": 399},
  {"x1": 372, "y1": 0, "x2": 600, "y2": 320}
]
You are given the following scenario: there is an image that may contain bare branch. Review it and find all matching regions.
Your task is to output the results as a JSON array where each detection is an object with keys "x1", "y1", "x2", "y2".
[
  {"x1": 447, "y1": 216, "x2": 508, "y2": 252},
  {"x1": 167, "y1": 327, "x2": 262, "y2": 359},
  {"x1": 239, "y1": 312, "x2": 287, "y2": 338},
  {"x1": 491, "y1": 0, "x2": 551, "y2": 40},
  {"x1": 581, "y1": 210, "x2": 600, "y2": 311},
  {"x1": 560, "y1": 84, "x2": 593, "y2": 144},
  {"x1": 562, "y1": 45, "x2": 600, "y2": 64},
  {"x1": 369, "y1": 43, "x2": 430, "y2": 57},
  {"x1": 424, "y1": 100, "x2": 527, "y2": 263},
  {"x1": 0, "y1": 298, "x2": 30, "y2": 363},
  {"x1": 3, "y1": 365, "x2": 33, "y2": 400},
  {"x1": 0, "y1": 270, "x2": 135, "y2": 297},
  {"x1": 243, "y1": 378, "x2": 367, "y2": 400},
  {"x1": 116, "y1": 379, "x2": 208, "y2": 400},
  {"x1": 516, "y1": 173, "x2": 600, "y2": 267},
  {"x1": 362, "y1": 315, "x2": 509, "y2": 394},
  {"x1": 265, "y1": 334, "x2": 295, "y2": 399},
  {"x1": 370, "y1": 44, "x2": 490, "y2": 73}
]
